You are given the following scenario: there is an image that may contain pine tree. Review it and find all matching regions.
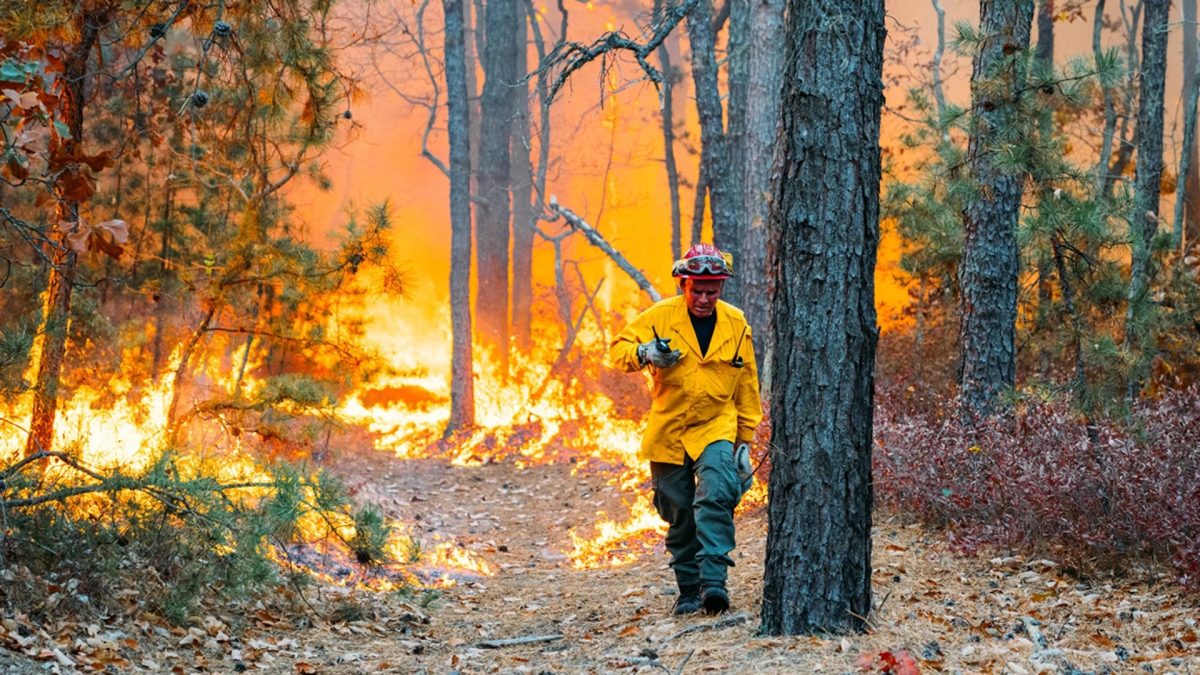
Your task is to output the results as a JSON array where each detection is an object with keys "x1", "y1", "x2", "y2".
[{"x1": 762, "y1": 0, "x2": 884, "y2": 635}]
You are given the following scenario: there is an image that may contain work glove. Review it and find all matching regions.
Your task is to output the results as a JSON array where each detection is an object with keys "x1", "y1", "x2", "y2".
[
  {"x1": 734, "y1": 442, "x2": 754, "y2": 497},
  {"x1": 637, "y1": 338, "x2": 683, "y2": 369}
]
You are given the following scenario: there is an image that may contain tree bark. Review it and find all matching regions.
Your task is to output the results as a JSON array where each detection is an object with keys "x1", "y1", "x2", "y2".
[
  {"x1": 167, "y1": 301, "x2": 219, "y2": 431},
  {"x1": 931, "y1": 0, "x2": 948, "y2": 115},
  {"x1": 1034, "y1": 0, "x2": 1055, "y2": 375},
  {"x1": 653, "y1": 0, "x2": 684, "y2": 263},
  {"x1": 510, "y1": 17, "x2": 535, "y2": 351},
  {"x1": 476, "y1": 0, "x2": 520, "y2": 375},
  {"x1": 1174, "y1": 31, "x2": 1200, "y2": 254},
  {"x1": 1126, "y1": 0, "x2": 1169, "y2": 393},
  {"x1": 685, "y1": 0, "x2": 736, "y2": 284},
  {"x1": 1104, "y1": 1, "x2": 1143, "y2": 198},
  {"x1": 738, "y1": 0, "x2": 784, "y2": 369},
  {"x1": 957, "y1": 0, "x2": 1034, "y2": 417},
  {"x1": 1179, "y1": 0, "x2": 1200, "y2": 250},
  {"x1": 726, "y1": 0, "x2": 748, "y2": 302},
  {"x1": 690, "y1": 159, "x2": 708, "y2": 245},
  {"x1": 465, "y1": 0, "x2": 482, "y2": 195},
  {"x1": 151, "y1": 174, "x2": 176, "y2": 379},
  {"x1": 1051, "y1": 236, "x2": 1089, "y2": 401},
  {"x1": 1094, "y1": 0, "x2": 1117, "y2": 194},
  {"x1": 1035, "y1": 0, "x2": 1054, "y2": 66},
  {"x1": 445, "y1": 0, "x2": 476, "y2": 434},
  {"x1": 761, "y1": 0, "x2": 884, "y2": 636},
  {"x1": 25, "y1": 11, "x2": 106, "y2": 456}
]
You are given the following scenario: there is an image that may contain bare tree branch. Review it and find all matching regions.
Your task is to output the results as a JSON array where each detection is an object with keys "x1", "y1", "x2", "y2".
[
  {"x1": 547, "y1": 198, "x2": 662, "y2": 302},
  {"x1": 532, "y1": 0, "x2": 702, "y2": 103}
]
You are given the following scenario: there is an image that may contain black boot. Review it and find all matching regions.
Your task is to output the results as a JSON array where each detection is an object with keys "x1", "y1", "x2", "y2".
[
  {"x1": 700, "y1": 582, "x2": 729, "y2": 614},
  {"x1": 672, "y1": 584, "x2": 702, "y2": 615}
]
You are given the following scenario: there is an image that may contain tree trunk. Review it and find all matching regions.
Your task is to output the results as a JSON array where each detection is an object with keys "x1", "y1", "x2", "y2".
[
  {"x1": 526, "y1": 0, "x2": 560, "y2": 230},
  {"x1": 932, "y1": 0, "x2": 948, "y2": 115},
  {"x1": 685, "y1": 0, "x2": 736, "y2": 281},
  {"x1": 24, "y1": 13, "x2": 105, "y2": 457},
  {"x1": 1126, "y1": 0, "x2": 1169, "y2": 394},
  {"x1": 957, "y1": 0, "x2": 1034, "y2": 417},
  {"x1": 1051, "y1": 236, "x2": 1089, "y2": 401},
  {"x1": 1034, "y1": 0, "x2": 1055, "y2": 375},
  {"x1": 1174, "y1": 27, "x2": 1200, "y2": 254},
  {"x1": 167, "y1": 301, "x2": 219, "y2": 431},
  {"x1": 761, "y1": 0, "x2": 884, "y2": 636},
  {"x1": 1104, "y1": 1, "x2": 1143, "y2": 198},
  {"x1": 510, "y1": 17, "x2": 535, "y2": 351},
  {"x1": 653, "y1": 0, "x2": 684, "y2": 263},
  {"x1": 726, "y1": 0, "x2": 748, "y2": 302},
  {"x1": 1179, "y1": 0, "x2": 1200, "y2": 250},
  {"x1": 25, "y1": 250, "x2": 77, "y2": 456},
  {"x1": 476, "y1": 0, "x2": 520, "y2": 375},
  {"x1": 1035, "y1": 0, "x2": 1054, "y2": 65},
  {"x1": 691, "y1": 159, "x2": 708, "y2": 245},
  {"x1": 465, "y1": 0, "x2": 482, "y2": 191},
  {"x1": 445, "y1": 0, "x2": 476, "y2": 434},
  {"x1": 738, "y1": 0, "x2": 784, "y2": 369},
  {"x1": 151, "y1": 176, "x2": 175, "y2": 379},
  {"x1": 1094, "y1": 0, "x2": 1118, "y2": 193}
]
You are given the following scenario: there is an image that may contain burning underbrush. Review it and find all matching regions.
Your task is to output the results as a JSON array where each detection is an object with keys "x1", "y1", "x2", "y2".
[
  {"x1": 340, "y1": 331, "x2": 671, "y2": 570},
  {"x1": 0, "y1": 281, "x2": 772, "y2": 635},
  {"x1": 0, "y1": 344, "x2": 492, "y2": 626}
]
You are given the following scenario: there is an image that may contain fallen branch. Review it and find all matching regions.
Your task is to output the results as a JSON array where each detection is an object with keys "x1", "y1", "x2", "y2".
[
  {"x1": 475, "y1": 634, "x2": 564, "y2": 648},
  {"x1": 548, "y1": 197, "x2": 662, "y2": 303},
  {"x1": 662, "y1": 611, "x2": 749, "y2": 643}
]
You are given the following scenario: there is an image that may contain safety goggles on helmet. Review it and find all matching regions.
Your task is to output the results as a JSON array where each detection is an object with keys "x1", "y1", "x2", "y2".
[{"x1": 672, "y1": 253, "x2": 733, "y2": 278}]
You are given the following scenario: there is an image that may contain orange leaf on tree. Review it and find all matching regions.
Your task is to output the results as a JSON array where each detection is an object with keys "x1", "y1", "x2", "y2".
[{"x1": 57, "y1": 168, "x2": 95, "y2": 202}]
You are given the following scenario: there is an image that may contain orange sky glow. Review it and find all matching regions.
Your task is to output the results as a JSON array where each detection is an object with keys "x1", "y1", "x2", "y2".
[{"x1": 284, "y1": 0, "x2": 1200, "y2": 359}]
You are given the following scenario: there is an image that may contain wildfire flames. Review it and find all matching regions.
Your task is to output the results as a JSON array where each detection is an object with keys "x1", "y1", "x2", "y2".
[
  {"x1": 0, "y1": 0, "x2": 788, "y2": 595},
  {"x1": 0, "y1": 272, "x2": 772, "y2": 593}
]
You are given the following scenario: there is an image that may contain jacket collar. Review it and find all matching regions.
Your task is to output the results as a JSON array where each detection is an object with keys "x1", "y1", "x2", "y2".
[{"x1": 668, "y1": 297, "x2": 736, "y2": 361}]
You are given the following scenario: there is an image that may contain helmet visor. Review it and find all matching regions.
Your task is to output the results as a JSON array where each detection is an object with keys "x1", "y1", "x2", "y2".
[{"x1": 672, "y1": 254, "x2": 732, "y2": 278}]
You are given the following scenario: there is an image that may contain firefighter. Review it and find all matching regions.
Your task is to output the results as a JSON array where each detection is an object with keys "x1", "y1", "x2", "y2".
[{"x1": 608, "y1": 243, "x2": 762, "y2": 615}]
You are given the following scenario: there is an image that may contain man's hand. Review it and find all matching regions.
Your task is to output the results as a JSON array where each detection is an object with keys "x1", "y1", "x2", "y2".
[
  {"x1": 637, "y1": 338, "x2": 683, "y2": 369},
  {"x1": 734, "y1": 442, "x2": 753, "y2": 496}
]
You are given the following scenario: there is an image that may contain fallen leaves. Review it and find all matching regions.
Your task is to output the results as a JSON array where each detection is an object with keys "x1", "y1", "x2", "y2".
[{"x1": 857, "y1": 648, "x2": 921, "y2": 674}]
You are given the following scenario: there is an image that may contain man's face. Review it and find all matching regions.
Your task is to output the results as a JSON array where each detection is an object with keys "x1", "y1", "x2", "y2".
[{"x1": 682, "y1": 278, "x2": 724, "y2": 318}]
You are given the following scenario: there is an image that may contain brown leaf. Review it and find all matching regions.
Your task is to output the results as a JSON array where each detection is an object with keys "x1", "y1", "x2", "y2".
[
  {"x1": 56, "y1": 167, "x2": 94, "y2": 202},
  {"x1": 57, "y1": 219, "x2": 90, "y2": 252},
  {"x1": 295, "y1": 662, "x2": 319, "y2": 673},
  {"x1": 1091, "y1": 632, "x2": 1114, "y2": 648},
  {"x1": 78, "y1": 150, "x2": 112, "y2": 172}
]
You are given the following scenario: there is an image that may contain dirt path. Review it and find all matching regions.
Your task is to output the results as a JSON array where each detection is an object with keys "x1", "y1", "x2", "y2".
[
  {"x1": 301, "y1": 449, "x2": 1200, "y2": 674},
  {"x1": 4, "y1": 447, "x2": 1198, "y2": 674}
]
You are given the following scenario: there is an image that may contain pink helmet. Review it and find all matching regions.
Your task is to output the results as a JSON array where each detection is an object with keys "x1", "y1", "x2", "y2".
[{"x1": 672, "y1": 243, "x2": 734, "y2": 280}]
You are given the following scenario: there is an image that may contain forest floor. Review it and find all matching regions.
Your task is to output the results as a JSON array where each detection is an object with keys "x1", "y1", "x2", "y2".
[{"x1": 3, "y1": 441, "x2": 1200, "y2": 674}]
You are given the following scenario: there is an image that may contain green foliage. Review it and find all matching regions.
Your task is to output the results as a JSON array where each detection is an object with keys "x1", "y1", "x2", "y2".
[
  {"x1": 0, "y1": 323, "x2": 33, "y2": 396},
  {"x1": 348, "y1": 504, "x2": 392, "y2": 565},
  {"x1": 884, "y1": 14, "x2": 1200, "y2": 415},
  {"x1": 0, "y1": 449, "x2": 405, "y2": 625},
  {"x1": 1, "y1": 1, "x2": 399, "y2": 455}
]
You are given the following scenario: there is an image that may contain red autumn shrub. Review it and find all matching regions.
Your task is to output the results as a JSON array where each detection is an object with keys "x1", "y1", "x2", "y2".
[{"x1": 873, "y1": 385, "x2": 1200, "y2": 588}]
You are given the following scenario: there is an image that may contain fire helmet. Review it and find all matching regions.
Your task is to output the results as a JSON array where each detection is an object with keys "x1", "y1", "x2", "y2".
[{"x1": 672, "y1": 242, "x2": 734, "y2": 280}]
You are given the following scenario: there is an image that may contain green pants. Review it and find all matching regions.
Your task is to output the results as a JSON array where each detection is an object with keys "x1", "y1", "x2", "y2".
[{"x1": 650, "y1": 440, "x2": 740, "y2": 586}]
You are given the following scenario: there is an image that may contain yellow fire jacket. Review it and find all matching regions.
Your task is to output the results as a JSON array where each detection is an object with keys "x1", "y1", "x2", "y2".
[{"x1": 609, "y1": 295, "x2": 763, "y2": 464}]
